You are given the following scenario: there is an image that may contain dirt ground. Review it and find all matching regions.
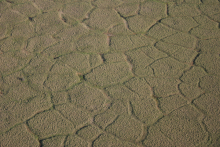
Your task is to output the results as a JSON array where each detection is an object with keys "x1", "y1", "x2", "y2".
[{"x1": 0, "y1": 0, "x2": 220, "y2": 146}]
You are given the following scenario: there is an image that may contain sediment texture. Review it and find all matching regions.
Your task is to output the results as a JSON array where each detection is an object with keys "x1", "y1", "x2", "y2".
[{"x1": 0, "y1": 0, "x2": 220, "y2": 146}]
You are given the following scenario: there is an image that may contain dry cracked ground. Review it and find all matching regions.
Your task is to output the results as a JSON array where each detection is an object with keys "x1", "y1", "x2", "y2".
[{"x1": 0, "y1": 0, "x2": 220, "y2": 146}]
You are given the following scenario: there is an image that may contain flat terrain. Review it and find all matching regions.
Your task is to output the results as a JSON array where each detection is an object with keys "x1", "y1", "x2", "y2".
[{"x1": 0, "y1": 0, "x2": 220, "y2": 146}]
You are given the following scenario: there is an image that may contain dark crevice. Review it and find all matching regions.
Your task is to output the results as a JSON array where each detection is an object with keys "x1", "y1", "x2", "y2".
[
  {"x1": 81, "y1": 7, "x2": 97, "y2": 23},
  {"x1": 28, "y1": 17, "x2": 34, "y2": 21},
  {"x1": 39, "y1": 140, "x2": 43, "y2": 147},
  {"x1": 192, "y1": 53, "x2": 201, "y2": 66},
  {"x1": 115, "y1": 10, "x2": 127, "y2": 19},
  {"x1": 61, "y1": 16, "x2": 67, "y2": 23},
  {"x1": 178, "y1": 66, "x2": 194, "y2": 82},
  {"x1": 24, "y1": 122, "x2": 40, "y2": 145},
  {"x1": 62, "y1": 135, "x2": 69, "y2": 147},
  {"x1": 103, "y1": 115, "x2": 119, "y2": 130},
  {"x1": 100, "y1": 53, "x2": 106, "y2": 62},
  {"x1": 177, "y1": 83, "x2": 187, "y2": 98},
  {"x1": 6, "y1": 0, "x2": 14, "y2": 3},
  {"x1": 150, "y1": 115, "x2": 165, "y2": 126},
  {"x1": 91, "y1": 133, "x2": 103, "y2": 146},
  {"x1": 128, "y1": 101, "x2": 134, "y2": 116},
  {"x1": 53, "y1": 56, "x2": 59, "y2": 59},
  {"x1": 107, "y1": 35, "x2": 112, "y2": 47},
  {"x1": 53, "y1": 55, "x2": 63, "y2": 60},
  {"x1": 82, "y1": 75, "x2": 86, "y2": 81},
  {"x1": 75, "y1": 125, "x2": 89, "y2": 135},
  {"x1": 145, "y1": 22, "x2": 160, "y2": 34},
  {"x1": 17, "y1": 77, "x2": 24, "y2": 81},
  {"x1": 151, "y1": 67, "x2": 155, "y2": 76},
  {"x1": 67, "y1": 93, "x2": 72, "y2": 103},
  {"x1": 191, "y1": 98, "x2": 207, "y2": 115},
  {"x1": 137, "y1": 2, "x2": 141, "y2": 15},
  {"x1": 166, "y1": 3, "x2": 170, "y2": 16}
]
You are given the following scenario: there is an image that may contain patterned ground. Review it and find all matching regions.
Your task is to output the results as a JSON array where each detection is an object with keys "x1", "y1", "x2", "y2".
[{"x1": 0, "y1": 0, "x2": 220, "y2": 146}]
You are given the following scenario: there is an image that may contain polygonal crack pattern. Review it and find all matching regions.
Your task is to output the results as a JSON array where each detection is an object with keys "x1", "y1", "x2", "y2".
[{"x1": 0, "y1": 0, "x2": 219, "y2": 146}]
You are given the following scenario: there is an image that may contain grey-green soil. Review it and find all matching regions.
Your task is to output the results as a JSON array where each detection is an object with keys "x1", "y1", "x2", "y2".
[{"x1": 0, "y1": 0, "x2": 220, "y2": 146}]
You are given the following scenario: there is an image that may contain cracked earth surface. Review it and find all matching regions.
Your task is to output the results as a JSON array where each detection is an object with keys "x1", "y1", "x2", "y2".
[{"x1": 0, "y1": 0, "x2": 220, "y2": 146}]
